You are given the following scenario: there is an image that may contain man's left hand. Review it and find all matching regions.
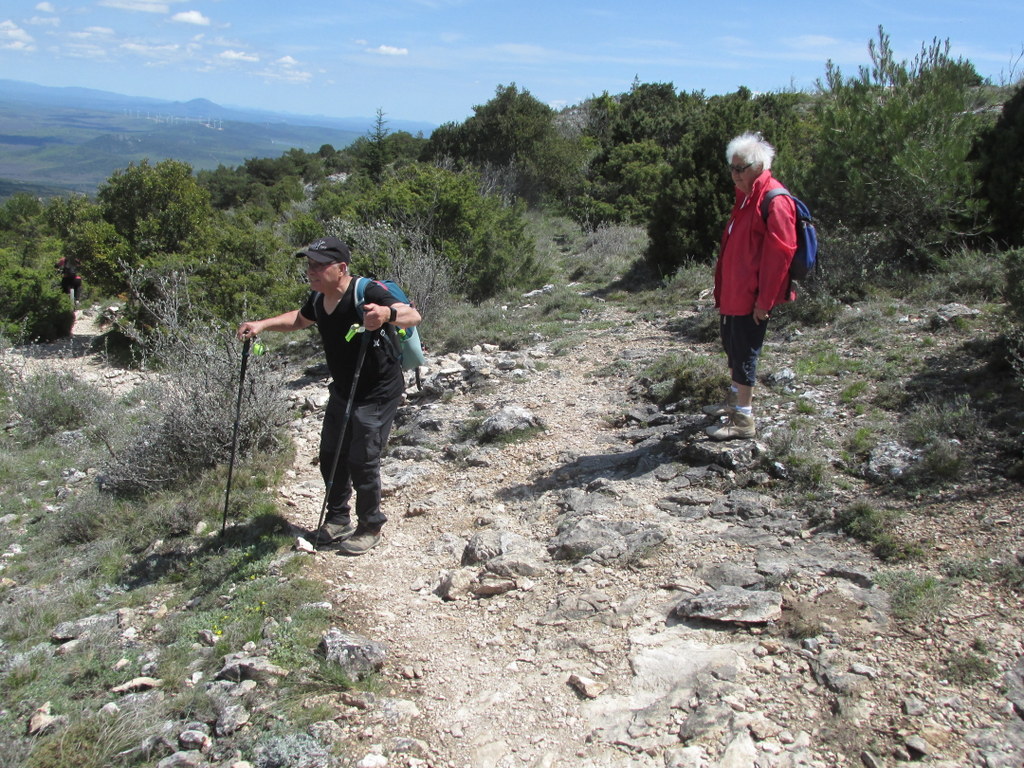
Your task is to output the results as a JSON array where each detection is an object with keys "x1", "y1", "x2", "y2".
[
  {"x1": 753, "y1": 307, "x2": 770, "y2": 324},
  {"x1": 362, "y1": 303, "x2": 389, "y2": 331}
]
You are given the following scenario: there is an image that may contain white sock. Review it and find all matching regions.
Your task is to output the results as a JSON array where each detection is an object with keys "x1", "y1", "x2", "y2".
[{"x1": 734, "y1": 405, "x2": 752, "y2": 416}]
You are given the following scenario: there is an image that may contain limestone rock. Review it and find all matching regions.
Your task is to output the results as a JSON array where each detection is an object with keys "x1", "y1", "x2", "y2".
[
  {"x1": 671, "y1": 586, "x2": 783, "y2": 625},
  {"x1": 216, "y1": 653, "x2": 289, "y2": 684},
  {"x1": 318, "y1": 628, "x2": 387, "y2": 680}
]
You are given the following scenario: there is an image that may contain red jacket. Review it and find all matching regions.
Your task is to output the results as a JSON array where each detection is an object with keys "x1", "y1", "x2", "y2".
[{"x1": 714, "y1": 170, "x2": 797, "y2": 315}]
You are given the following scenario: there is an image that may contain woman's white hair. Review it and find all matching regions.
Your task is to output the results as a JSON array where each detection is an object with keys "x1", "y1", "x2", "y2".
[{"x1": 725, "y1": 132, "x2": 775, "y2": 171}]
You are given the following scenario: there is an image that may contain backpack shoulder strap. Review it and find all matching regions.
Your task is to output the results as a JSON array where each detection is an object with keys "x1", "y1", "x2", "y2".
[
  {"x1": 353, "y1": 277, "x2": 370, "y2": 318},
  {"x1": 760, "y1": 187, "x2": 792, "y2": 221},
  {"x1": 311, "y1": 291, "x2": 323, "y2": 322}
]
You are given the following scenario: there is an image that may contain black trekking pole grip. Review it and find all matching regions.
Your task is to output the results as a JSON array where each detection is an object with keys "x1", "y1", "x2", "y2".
[
  {"x1": 314, "y1": 330, "x2": 369, "y2": 548},
  {"x1": 222, "y1": 337, "x2": 251, "y2": 536}
]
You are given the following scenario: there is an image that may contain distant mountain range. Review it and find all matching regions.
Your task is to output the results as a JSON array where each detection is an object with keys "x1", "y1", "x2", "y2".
[{"x1": 0, "y1": 79, "x2": 437, "y2": 197}]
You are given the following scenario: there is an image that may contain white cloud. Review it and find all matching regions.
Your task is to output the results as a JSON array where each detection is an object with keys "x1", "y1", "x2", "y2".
[
  {"x1": 171, "y1": 10, "x2": 210, "y2": 26},
  {"x1": 219, "y1": 49, "x2": 259, "y2": 62},
  {"x1": 372, "y1": 44, "x2": 408, "y2": 56},
  {"x1": 120, "y1": 40, "x2": 180, "y2": 58},
  {"x1": 27, "y1": 16, "x2": 60, "y2": 26},
  {"x1": 99, "y1": 0, "x2": 170, "y2": 13},
  {"x1": 784, "y1": 34, "x2": 840, "y2": 49},
  {"x1": 209, "y1": 35, "x2": 245, "y2": 48},
  {"x1": 65, "y1": 42, "x2": 109, "y2": 59},
  {"x1": 247, "y1": 54, "x2": 312, "y2": 83},
  {"x1": 36, "y1": 2, "x2": 56, "y2": 11},
  {"x1": 0, "y1": 20, "x2": 36, "y2": 51},
  {"x1": 71, "y1": 26, "x2": 115, "y2": 38},
  {"x1": 258, "y1": 62, "x2": 312, "y2": 83}
]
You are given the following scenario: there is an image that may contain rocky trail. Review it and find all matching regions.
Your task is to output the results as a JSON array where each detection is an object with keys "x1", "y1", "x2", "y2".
[{"x1": 8, "y1": 298, "x2": 1024, "y2": 768}]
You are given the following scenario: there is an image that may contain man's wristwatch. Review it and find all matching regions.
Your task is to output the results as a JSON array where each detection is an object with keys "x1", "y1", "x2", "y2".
[{"x1": 388, "y1": 306, "x2": 398, "y2": 324}]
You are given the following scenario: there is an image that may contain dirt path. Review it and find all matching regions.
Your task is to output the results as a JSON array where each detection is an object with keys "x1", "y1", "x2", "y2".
[{"x1": 281, "y1": 306, "x2": 663, "y2": 767}]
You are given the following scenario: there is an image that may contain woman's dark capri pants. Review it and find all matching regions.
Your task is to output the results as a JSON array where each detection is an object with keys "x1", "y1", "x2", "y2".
[{"x1": 720, "y1": 314, "x2": 769, "y2": 388}]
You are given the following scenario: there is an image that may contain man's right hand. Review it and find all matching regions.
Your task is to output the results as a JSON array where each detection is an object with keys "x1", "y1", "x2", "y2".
[{"x1": 237, "y1": 321, "x2": 261, "y2": 340}]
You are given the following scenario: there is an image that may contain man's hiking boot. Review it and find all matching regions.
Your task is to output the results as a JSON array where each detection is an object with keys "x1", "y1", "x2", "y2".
[
  {"x1": 312, "y1": 518, "x2": 356, "y2": 546},
  {"x1": 702, "y1": 388, "x2": 738, "y2": 417},
  {"x1": 706, "y1": 410, "x2": 756, "y2": 441},
  {"x1": 336, "y1": 525, "x2": 382, "y2": 556}
]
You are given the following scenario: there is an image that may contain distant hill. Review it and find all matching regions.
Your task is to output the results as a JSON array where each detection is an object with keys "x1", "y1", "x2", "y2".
[{"x1": 0, "y1": 79, "x2": 437, "y2": 197}]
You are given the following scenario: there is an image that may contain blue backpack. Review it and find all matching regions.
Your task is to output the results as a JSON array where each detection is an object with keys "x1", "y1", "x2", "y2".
[
  {"x1": 353, "y1": 277, "x2": 426, "y2": 371},
  {"x1": 760, "y1": 188, "x2": 818, "y2": 281}
]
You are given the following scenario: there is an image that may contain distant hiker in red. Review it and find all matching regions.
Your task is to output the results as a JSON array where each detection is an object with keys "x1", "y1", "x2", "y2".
[{"x1": 57, "y1": 257, "x2": 83, "y2": 305}]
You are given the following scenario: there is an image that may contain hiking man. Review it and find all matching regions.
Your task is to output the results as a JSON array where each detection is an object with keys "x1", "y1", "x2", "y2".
[
  {"x1": 57, "y1": 257, "x2": 83, "y2": 305},
  {"x1": 704, "y1": 132, "x2": 797, "y2": 440},
  {"x1": 236, "y1": 237, "x2": 421, "y2": 555}
]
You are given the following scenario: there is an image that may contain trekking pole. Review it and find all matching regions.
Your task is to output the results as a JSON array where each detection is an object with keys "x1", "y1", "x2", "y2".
[
  {"x1": 222, "y1": 336, "x2": 255, "y2": 536},
  {"x1": 314, "y1": 327, "x2": 369, "y2": 550}
]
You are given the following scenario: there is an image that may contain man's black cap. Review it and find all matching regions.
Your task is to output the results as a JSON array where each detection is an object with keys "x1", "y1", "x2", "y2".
[{"x1": 295, "y1": 236, "x2": 351, "y2": 264}]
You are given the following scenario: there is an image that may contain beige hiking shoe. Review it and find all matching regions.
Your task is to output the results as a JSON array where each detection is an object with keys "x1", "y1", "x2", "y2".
[
  {"x1": 702, "y1": 388, "x2": 738, "y2": 416},
  {"x1": 312, "y1": 518, "x2": 357, "y2": 546},
  {"x1": 336, "y1": 525, "x2": 382, "y2": 556},
  {"x1": 706, "y1": 410, "x2": 756, "y2": 441}
]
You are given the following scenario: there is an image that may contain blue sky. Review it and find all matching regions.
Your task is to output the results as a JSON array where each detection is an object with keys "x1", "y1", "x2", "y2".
[{"x1": 2, "y1": 0, "x2": 1022, "y2": 126}]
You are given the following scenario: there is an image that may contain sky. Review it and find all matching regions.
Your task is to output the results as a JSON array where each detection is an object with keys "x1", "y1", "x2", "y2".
[{"x1": 1, "y1": 0, "x2": 1022, "y2": 127}]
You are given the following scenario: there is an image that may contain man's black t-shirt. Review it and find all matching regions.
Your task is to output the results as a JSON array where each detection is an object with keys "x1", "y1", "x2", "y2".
[{"x1": 300, "y1": 279, "x2": 402, "y2": 402}]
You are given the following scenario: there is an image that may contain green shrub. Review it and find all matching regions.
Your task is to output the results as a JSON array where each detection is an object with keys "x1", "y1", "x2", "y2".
[
  {"x1": 943, "y1": 650, "x2": 998, "y2": 684},
  {"x1": 254, "y1": 732, "x2": 334, "y2": 768},
  {"x1": 0, "y1": 264, "x2": 74, "y2": 342},
  {"x1": 429, "y1": 298, "x2": 529, "y2": 353},
  {"x1": 845, "y1": 426, "x2": 877, "y2": 456},
  {"x1": 975, "y1": 84, "x2": 1024, "y2": 247},
  {"x1": 1006, "y1": 247, "x2": 1024, "y2": 317},
  {"x1": 900, "y1": 394, "x2": 982, "y2": 483},
  {"x1": 530, "y1": 285, "x2": 596, "y2": 319},
  {"x1": 806, "y1": 223, "x2": 891, "y2": 302},
  {"x1": 908, "y1": 246, "x2": 1006, "y2": 302},
  {"x1": 23, "y1": 709, "x2": 159, "y2": 768},
  {"x1": 659, "y1": 260, "x2": 715, "y2": 305},
  {"x1": 794, "y1": 347, "x2": 848, "y2": 377},
  {"x1": 915, "y1": 438, "x2": 967, "y2": 482},
  {"x1": 348, "y1": 163, "x2": 538, "y2": 302},
  {"x1": 875, "y1": 569, "x2": 952, "y2": 621},
  {"x1": 569, "y1": 223, "x2": 649, "y2": 286},
  {"x1": 641, "y1": 351, "x2": 728, "y2": 405},
  {"x1": 780, "y1": 280, "x2": 842, "y2": 327},
  {"x1": 836, "y1": 501, "x2": 922, "y2": 561},
  {"x1": 794, "y1": 399, "x2": 817, "y2": 415},
  {"x1": 12, "y1": 371, "x2": 111, "y2": 442},
  {"x1": 943, "y1": 555, "x2": 1024, "y2": 591},
  {"x1": 99, "y1": 327, "x2": 287, "y2": 498},
  {"x1": 765, "y1": 423, "x2": 829, "y2": 488},
  {"x1": 840, "y1": 380, "x2": 869, "y2": 404},
  {"x1": 800, "y1": 30, "x2": 986, "y2": 276}
]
